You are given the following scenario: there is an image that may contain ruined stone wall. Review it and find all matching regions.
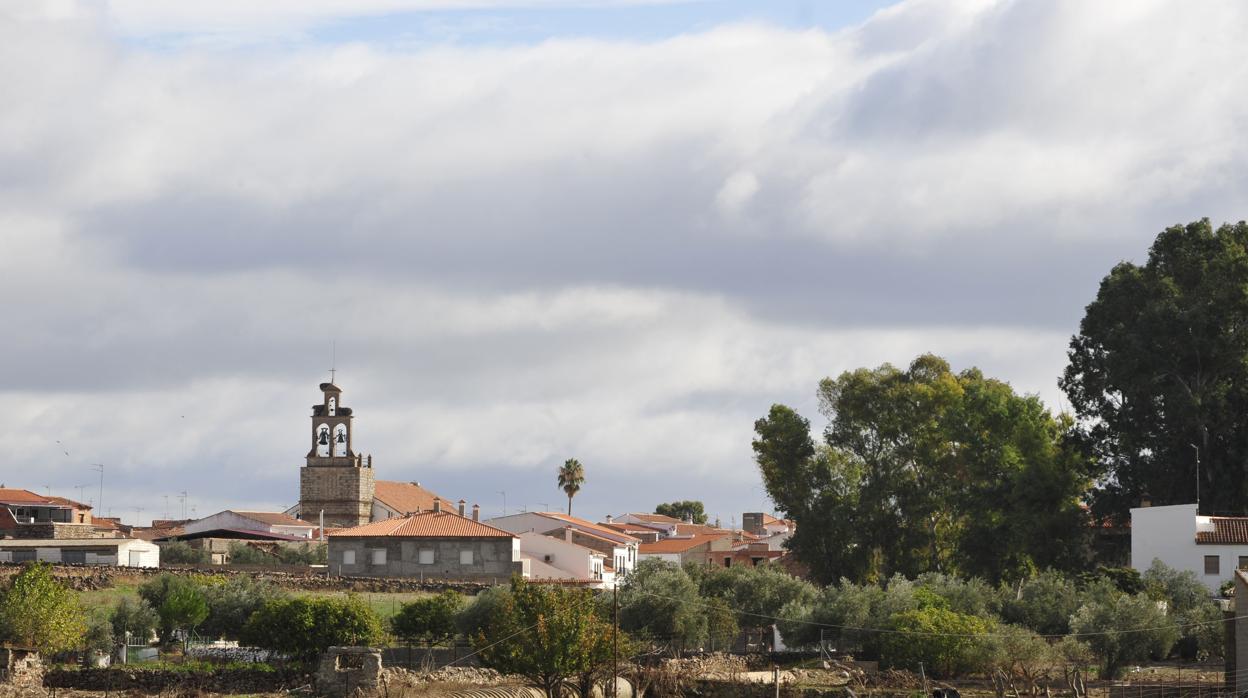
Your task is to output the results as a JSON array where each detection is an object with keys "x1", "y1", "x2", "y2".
[{"x1": 11, "y1": 522, "x2": 97, "y2": 539}]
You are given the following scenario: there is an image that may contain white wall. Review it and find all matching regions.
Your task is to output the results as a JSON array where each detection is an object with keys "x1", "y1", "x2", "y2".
[
  {"x1": 638, "y1": 552, "x2": 682, "y2": 564},
  {"x1": 184, "y1": 511, "x2": 268, "y2": 536},
  {"x1": 518, "y1": 532, "x2": 606, "y2": 585},
  {"x1": 1131, "y1": 503, "x2": 1244, "y2": 591}
]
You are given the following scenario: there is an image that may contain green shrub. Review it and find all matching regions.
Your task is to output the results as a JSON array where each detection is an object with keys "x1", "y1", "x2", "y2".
[
  {"x1": 0, "y1": 562, "x2": 86, "y2": 653},
  {"x1": 84, "y1": 617, "x2": 114, "y2": 653},
  {"x1": 110, "y1": 596, "x2": 159, "y2": 642},
  {"x1": 240, "y1": 595, "x2": 383, "y2": 662},
  {"x1": 138, "y1": 574, "x2": 209, "y2": 642},
  {"x1": 200, "y1": 576, "x2": 287, "y2": 640},
  {"x1": 276, "y1": 543, "x2": 328, "y2": 565},
  {"x1": 618, "y1": 559, "x2": 708, "y2": 648},
  {"x1": 392, "y1": 591, "x2": 463, "y2": 645},
  {"x1": 878, "y1": 606, "x2": 993, "y2": 677},
  {"x1": 1000, "y1": 569, "x2": 1081, "y2": 635},
  {"x1": 160, "y1": 540, "x2": 211, "y2": 565},
  {"x1": 227, "y1": 543, "x2": 272, "y2": 565},
  {"x1": 1070, "y1": 591, "x2": 1177, "y2": 678},
  {"x1": 456, "y1": 586, "x2": 512, "y2": 639}
]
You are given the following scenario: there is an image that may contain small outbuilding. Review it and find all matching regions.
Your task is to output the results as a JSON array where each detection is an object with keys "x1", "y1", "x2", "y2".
[{"x1": 0, "y1": 537, "x2": 160, "y2": 567}]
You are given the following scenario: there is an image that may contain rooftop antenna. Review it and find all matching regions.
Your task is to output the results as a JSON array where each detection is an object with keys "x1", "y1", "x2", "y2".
[
  {"x1": 90, "y1": 464, "x2": 104, "y2": 519},
  {"x1": 1190, "y1": 443, "x2": 1200, "y2": 512},
  {"x1": 179, "y1": 490, "x2": 188, "y2": 519}
]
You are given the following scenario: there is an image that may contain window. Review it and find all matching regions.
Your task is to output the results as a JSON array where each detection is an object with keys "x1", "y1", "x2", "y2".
[
  {"x1": 1240, "y1": 556, "x2": 1248, "y2": 570},
  {"x1": 724, "y1": 557, "x2": 732, "y2": 568},
  {"x1": 371, "y1": 549, "x2": 387, "y2": 565},
  {"x1": 342, "y1": 550, "x2": 356, "y2": 565},
  {"x1": 419, "y1": 549, "x2": 435, "y2": 564},
  {"x1": 12, "y1": 550, "x2": 35, "y2": 562},
  {"x1": 460, "y1": 549, "x2": 474, "y2": 565},
  {"x1": 62, "y1": 550, "x2": 86, "y2": 564},
  {"x1": 1205, "y1": 555, "x2": 1220, "y2": 575}
]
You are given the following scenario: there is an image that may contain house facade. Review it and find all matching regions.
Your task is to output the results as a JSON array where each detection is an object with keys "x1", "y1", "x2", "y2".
[
  {"x1": 1131, "y1": 502, "x2": 1248, "y2": 591},
  {"x1": 0, "y1": 537, "x2": 159, "y2": 567},
  {"x1": 486, "y1": 512, "x2": 640, "y2": 578},
  {"x1": 328, "y1": 506, "x2": 522, "y2": 580},
  {"x1": 517, "y1": 531, "x2": 611, "y2": 587},
  {"x1": 0, "y1": 489, "x2": 98, "y2": 539}
]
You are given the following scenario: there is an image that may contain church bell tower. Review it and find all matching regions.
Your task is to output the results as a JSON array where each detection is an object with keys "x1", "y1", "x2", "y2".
[{"x1": 299, "y1": 382, "x2": 375, "y2": 528}]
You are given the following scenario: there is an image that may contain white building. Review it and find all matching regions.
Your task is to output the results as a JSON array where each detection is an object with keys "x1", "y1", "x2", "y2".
[
  {"x1": 517, "y1": 531, "x2": 613, "y2": 588},
  {"x1": 0, "y1": 538, "x2": 160, "y2": 567},
  {"x1": 183, "y1": 510, "x2": 317, "y2": 539},
  {"x1": 486, "y1": 512, "x2": 640, "y2": 578},
  {"x1": 1131, "y1": 502, "x2": 1248, "y2": 591}
]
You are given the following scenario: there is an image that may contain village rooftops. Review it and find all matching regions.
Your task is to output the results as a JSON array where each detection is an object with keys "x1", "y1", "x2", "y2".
[
  {"x1": 372, "y1": 481, "x2": 457, "y2": 515},
  {"x1": 639, "y1": 532, "x2": 730, "y2": 554},
  {"x1": 328, "y1": 511, "x2": 515, "y2": 538},
  {"x1": 0, "y1": 489, "x2": 69, "y2": 506},
  {"x1": 1195, "y1": 516, "x2": 1248, "y2": 544},
  {"x1": 526, "y1": 512, "x2": 641, "y2": 544},
  {"x1": 624, "y1": 513, "x2": 683, "y2": 525},
  {"x1": 227, "y1": 511, "x2": 311, "y2": 527}
]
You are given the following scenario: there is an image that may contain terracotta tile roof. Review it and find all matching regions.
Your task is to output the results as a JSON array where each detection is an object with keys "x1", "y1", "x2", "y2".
[
  {"x1": 639, "y1": 533, "x2": 728, "y2": 554},
  {"x1": 628, "y1": 513, "x2": 682, "y2": 524},
  {"x1": 44, "y1": 496, "x2": 91, "y2": 510},
  {"x1": 231, "y1": 511, "x2": 314, "y2": 527},
  {"x1": 534, "y1": 512, "x2": 641, "y2": 544},
  {"x1": 0, "y1": 489, "x2": 56, "y2": 505},
  {"x1": 599, "y1": 523, "x2": 661, "y2": 536},
  {"x1": 328, "y1": 511, "x2": 515, "y2": 539},
  {"x1": 373, "y1": 481, "x2": 456, "y2": 515},
  {"x1": 548, "y1": 526, "x2": 623, "y2": 547},
  {"x1": 675, "y1": 523, "x2": 733, "y2": 536},
  {"x1": 1196, "y1": 517, "x2": 1248, "y2": 544}
]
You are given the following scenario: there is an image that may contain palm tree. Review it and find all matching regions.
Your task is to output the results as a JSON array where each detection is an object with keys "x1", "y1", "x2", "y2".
[{"x1": 557, "y1": 458, "x2": 585, "y2": 516}]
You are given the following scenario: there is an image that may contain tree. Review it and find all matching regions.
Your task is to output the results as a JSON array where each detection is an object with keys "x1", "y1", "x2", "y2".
[
  {"x1": 698, "y1": 564, "x2": 816, "y2": 634},
  {"x1": 199, "y1": 576, "x2": 286, "y2": 640},
  {"x1": 110, "y1": 596, "x2": 160, "y2": 643},
  {"x1": 653, "y1": 501, "x2": 707, "y2": 525},
  {"x1": 558, "y1": 458, "x2": 585, "y2": 515},
  {"x1": 392, "y1": 591, "x2": 464, "y2": 646},
  {"x1": 84, "y1": 617, "x2": 115, "y2": 655},
  {"x1": 1069, "y1": 591, "x2": 1177, "y2": 679},
  {"x1": 618, "y1": 559, "x2": 707, "y2": 649},
  {"x1": 456, "y1": 586, "x2": 511, "y2": 639},
  {"x1": 754, "y1": 355, "x2": 1093, "y2": 585},
  {"x1": 986, "y1": 625, "x2": 1057, "y2": 696},
  {"x1": 241, "y1": 595, "x2": 383, "y2": 663},
  {"x1": 475, "y1": 578, "x2": 615, "y2": 698},
  {"x1": 877, "y1": 606, "x2": 993, "y2": 678},
  {"x1": 138, "y1": 574, "x2": 209, "y2": 642},
  {"x1": 1000, "y1": 569, "x2": 1081, "y2": 636},
  {"x1": 1062, "y1": 219, "x2": 1248, "y2": 519},
  {"x1": 0, "y1": 563, "x2": 86, "y2": 653},
  {"x1": 160, "y1": 539, "x2": 210, "y2": 565}
]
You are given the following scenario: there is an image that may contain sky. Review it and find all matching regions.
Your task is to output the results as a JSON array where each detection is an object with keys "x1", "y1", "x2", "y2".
[{"x1": 3, "y1": 0, "x2": 1248, "y2": 526}]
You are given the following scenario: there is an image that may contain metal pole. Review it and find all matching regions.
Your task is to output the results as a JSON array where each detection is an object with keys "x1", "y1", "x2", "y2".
[
  {"x1": 1191, "y1": 443, "x2": 1200, "y2": 511},
  {"x1": 613, "y1": 584, "x2": 619, "y2": 698}
]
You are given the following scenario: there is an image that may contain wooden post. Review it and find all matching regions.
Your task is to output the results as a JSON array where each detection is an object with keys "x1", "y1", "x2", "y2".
[{"x1": 773, "y1": 665, "x2": 780, "y2": 698}]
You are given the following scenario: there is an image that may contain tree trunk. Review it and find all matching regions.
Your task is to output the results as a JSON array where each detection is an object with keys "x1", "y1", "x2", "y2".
[{"x1": 568, "y1": 494, "x2": 573, "y2": 516}]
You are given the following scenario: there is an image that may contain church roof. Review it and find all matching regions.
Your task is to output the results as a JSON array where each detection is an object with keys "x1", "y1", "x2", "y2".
[
  {"x1": 328, "y1": 511, "x2": 514, "y2": 539},
  {"x1": 373, "y1": 481, "x2": 455, "y2": 515},
  {"x1": 320, "y1": 383, "x2": 342, "y2": 392}
]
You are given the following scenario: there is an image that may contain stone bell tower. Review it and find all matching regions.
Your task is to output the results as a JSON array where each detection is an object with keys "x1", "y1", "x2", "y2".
[{"x1": 299, "y1": 382, "x2": 375, "y2": 528}]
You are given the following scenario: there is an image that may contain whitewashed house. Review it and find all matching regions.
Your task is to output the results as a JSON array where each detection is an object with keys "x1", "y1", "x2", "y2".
[
  {"x1": 0, "y1": 537, "x2": 160, "y2": 567},
  {"x1": 1131, "y1": 502, "x2": 1248, "y2": 591},
  {"x1": 517, "y1": 531, "x2": 613, "y2": 588},
  {"x1": 486, "y1": 512, "x2": 640, "y2": 578}
]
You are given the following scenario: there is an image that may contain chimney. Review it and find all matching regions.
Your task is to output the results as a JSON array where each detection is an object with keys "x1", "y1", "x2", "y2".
[
  {"x1": 433, "y1": 498, "x2": 442, "y2": 513},
  {"x1": 564, "y1": 527, "x2": 573, "y2": 542},
  {"x1": 458, "y1": 499, "x2": 466, "y2": 517},
  {"x1": 1140, "y1": 493, "x2": 1152, "y2": 508},
  {"x1": 472, "y1": 504, "x2": 480, "y2": 521},
  {"x1": 605, "y1": 514, "x2": 613, "y2": 524}
]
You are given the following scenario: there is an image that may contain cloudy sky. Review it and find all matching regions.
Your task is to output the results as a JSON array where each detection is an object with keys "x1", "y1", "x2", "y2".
[{"x1": 3, "y1": 0, "x2": 1246, "y2": 526}]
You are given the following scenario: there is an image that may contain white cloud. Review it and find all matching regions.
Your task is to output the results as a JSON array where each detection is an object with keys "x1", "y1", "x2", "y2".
[{"x1": 2, "y1": 0, "x2": 1247, "y2": 522}]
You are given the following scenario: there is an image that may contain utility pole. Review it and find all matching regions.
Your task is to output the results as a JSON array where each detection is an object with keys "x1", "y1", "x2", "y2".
[
  {"x1": 1190, "y1": 443, "x2": 1201, "y2": 512},
  {"x1": 179, "y1": 491, "x2": 188, "y2": 519},
  {"x1": 613, "y1": 583, "x2": 619, "y2": 698}
]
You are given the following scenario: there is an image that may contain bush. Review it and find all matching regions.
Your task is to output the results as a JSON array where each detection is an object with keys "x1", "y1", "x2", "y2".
[
  {"x1": 1000, "y1": 569, "x2": 1081, "y2": 635},
  {"x1": 227, "y1": 543, "x2": 273, "y2": 565},
  {"x1": 878, "y1": 606, "x2": 993, "y2": 678},
  {"x1": 138, "y1": 574, "x2": 209, "y2": 642},
  {"x1": 110, "y1": 596, "x2": 160, "y2": 643},
  {"x1": 241, "y1": 595, "x2": 383, "y2": 662},
  {"x1": 276, "y1": 543, "x2": 328, "y2": 565},
  {"x1": 619, "y1": 559, "x2": 708, "y2": 648},
  {"x1": 161, "y1": 540, "x2": 211, "y2": 565},
  {"x1": 0, "y1": 562, "x2": 86, "y2": 653},
  {"x1": 392, "y1": 591, "x2": 463, "y2": 645},
  {"x1": 456, "y1": 586, "x2": 512, "y2": 639},
  {"x1": 200, "y1": 576, "x2": 287, "y2": 640},
  {"x1": 699, "y1": 564, "x2": 817, "y2": 632},
  {"x1": 986, "y1": 625, "x2": 1055, "y2": 693},
  {"x1": 85, "y1": 617, "x2": 114, "y2": 654},
  {"x1": 1070, "y1": 591, "x2": 1177, "y2": 678}
]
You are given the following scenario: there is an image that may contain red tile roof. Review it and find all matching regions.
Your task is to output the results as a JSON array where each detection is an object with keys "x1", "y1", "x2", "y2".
[
  {"x1": 1197, "y1": 517, "x2": 1248, "y2": 544},
  {"x1": 373, "y1": 481, "x2": 456, "y2": 515},
  {"x1": 534, "y1": 512, "x2": 641, "y2": 544},
  {"x1": 639, "y1": 533, "x2": 729, "y2": 554},
  {"x1": 44, "y1": 495, "x2": 91, "y2": 510},
  {"x1": 328, "y1": 511, "x2": 515, "y2": 539},
  {"x1": 231, "y1": 511, "x2": 314, "y2": 527},
  {"x1": 0, "y1": 489, "x2": 56, "y2": 505},
  {"x1": 628, "y1": 513, "x2": 682, "y2": 524}
]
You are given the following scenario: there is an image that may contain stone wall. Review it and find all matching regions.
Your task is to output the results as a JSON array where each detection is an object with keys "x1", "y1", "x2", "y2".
[
  {"x1": 11, "y1": 522, "x2": 97, "y2": 539},
  {"x1": 43, "y1": 666, "x2": 306, "y2": 692},
  {"x1": 317, "y1": 646, "x2": 383, "y2": 697},
  {"x1": 301, "y1": 464, "x2": 375, "y2": 528}
]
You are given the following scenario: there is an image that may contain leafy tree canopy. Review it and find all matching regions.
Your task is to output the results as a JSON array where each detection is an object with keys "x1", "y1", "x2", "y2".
[
  {"x1": 0, "y1": 563, "x2": 86, "y2": 653},
  {"x1": 755, "y1": 354, "x2": 1093, "y2": 584},
  {"x1": 1062, "y1": 219, "x2": 1248, "y2": 519},
  {"x1": 653, "y1": 501, "x2": 707, "y2": 525},
  {"x1": 392, "y1": 591, "x2": 464, "y2": 645},
  {"x1": 241, "y1": 595, "x2": 383, "y2": 663}
]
